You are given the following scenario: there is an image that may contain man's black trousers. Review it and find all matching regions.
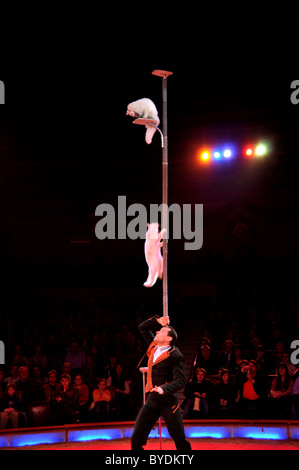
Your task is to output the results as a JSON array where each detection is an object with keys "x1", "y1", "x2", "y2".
[{"x1": 131, "y1": 393, "x2": 191, "y2": 451}]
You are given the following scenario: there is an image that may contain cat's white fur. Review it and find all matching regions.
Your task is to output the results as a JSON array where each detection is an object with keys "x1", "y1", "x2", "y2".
[
  {"x1": 126, "y1": 98, "x2": 160, "y2": 144},
  {"x1": 144, "y1": 223, "x2": 166, "y2": 287}
]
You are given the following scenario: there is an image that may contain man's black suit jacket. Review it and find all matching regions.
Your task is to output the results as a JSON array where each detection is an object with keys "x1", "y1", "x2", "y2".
[{"x1": 139, "y1": 316, "x2": 187, "y2": 397}]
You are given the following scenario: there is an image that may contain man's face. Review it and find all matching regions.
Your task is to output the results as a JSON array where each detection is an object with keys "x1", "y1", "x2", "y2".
[
  {"x1": 20, "y1": 368, "x2": 29, "y2": 380},
  {"x1": 49, "y1": 373, "x2": 57, "y2": 384},
  {"x1": 222, "y1": 372, "x2": 229, "y2": 383},
  {"x1": 71, "y1": 342, "x2": 78, "y2": 352},
  {"x1": 63, "y1": 362, "x2": 71, "y2": 373},
  {"x1": 196, "y1": 370, "x2": 205, "y2": 382},
  {"x1": 201, "y1": 347, "x2": 210, "y2": 358},
  {"x1": 8, "y1": 386, "x2": 15, "y2": 396},
  {"x1": 248, "y1": 362, "x2": 257, "y2": 375},
  {"x1": 154, "y1": 326, "x2": 171, "y2": 345},
  {"x1": 61, "y1": 378, "x2": 70, "y2": 387}
]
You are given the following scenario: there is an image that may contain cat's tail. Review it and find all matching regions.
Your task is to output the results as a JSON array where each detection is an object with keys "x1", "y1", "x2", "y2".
[
  {"x1": 144, "y1": 270, "x2": 158, "y2": 288},
  {"x1": 158, "y1": 258, "x2": 164, "y2": 279},
  {"x1": 145, "y1": 125, "x2": 157, "y2": 145}
]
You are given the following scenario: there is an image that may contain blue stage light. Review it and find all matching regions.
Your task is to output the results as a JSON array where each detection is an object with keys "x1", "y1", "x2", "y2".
[
  {"x1": 149, "y1": 427, "x2": 171, "y2": 438},
  {"x1": 290, "y1": 426, "x2": 299, "y2": 439},
  {"x1": 233, "y1": 426, "x2": 287, "y2": 440},
  {"x1": 213, "y1": 151, "x2": 221, "y2": 159},
  {"x1": 10, "y1": 431, "x2": 65, "y2": 447},
  {"x1": 0, "y1": 436, "x2": 9, "y2": 447},
  {"x1": 68, "y1": 428, "x2": 122, "y2": 442},
  {"x1": 185, "y1": 426, "x2": 230, "y2": 439}
]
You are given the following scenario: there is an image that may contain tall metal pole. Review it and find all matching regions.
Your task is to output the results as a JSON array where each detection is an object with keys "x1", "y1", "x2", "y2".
[
  {"x1": 133, "y1": 70, "x2": 173, "y2": 453},
  {"x1": 152, "y1": 70, "x2": 173, "y2": 319},
  {"x1": 152, "y1": 70, "x2": 172, "y2": 452}
]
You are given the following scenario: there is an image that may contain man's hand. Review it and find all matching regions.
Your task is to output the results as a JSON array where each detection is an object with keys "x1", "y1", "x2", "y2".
[
  {"x1": 157, "y1": 316, "x2": 170, "y2": 326},
  {"x1": 271, "y1": 390, "x2": 282, "y2": 399},
  {"x1": 150, "y1": 386, "x2": 164, "y2": 395}
]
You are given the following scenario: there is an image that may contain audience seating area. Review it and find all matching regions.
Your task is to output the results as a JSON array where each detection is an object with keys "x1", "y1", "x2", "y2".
[{"x1": 0, "y1": 256, "x2": 299, "y2": 429}]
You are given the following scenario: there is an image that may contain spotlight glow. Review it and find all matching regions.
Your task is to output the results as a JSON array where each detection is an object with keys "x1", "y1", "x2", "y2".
[
  {"x1": 223, "y1": 149, "x2": 232, "y2": 158},
  {"x1": 197, "y1": 139, "x2": 271, "y2": 165},
  {"x1": 199, "y1": 150, "x2": 211, "y2": 163},
  {"x1": 255, "y1": 143, "x2": 267, "y2": 156}
]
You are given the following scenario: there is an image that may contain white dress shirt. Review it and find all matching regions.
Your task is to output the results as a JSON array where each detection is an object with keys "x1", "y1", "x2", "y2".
[{"x1": 153, "y1": 345, "x2": 171, "y2": 363}]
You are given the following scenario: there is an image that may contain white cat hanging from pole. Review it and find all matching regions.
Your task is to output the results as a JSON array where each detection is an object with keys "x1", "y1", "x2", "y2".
[
  {"x1": 126, "y1": 98, "x2": 160, "y2": 144},
  {"x1": 144, "y1": 223, "x2": 166, "y2": 288}
]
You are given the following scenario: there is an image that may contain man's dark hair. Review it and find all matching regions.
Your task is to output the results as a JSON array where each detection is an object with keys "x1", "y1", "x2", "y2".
[{"x1": 167, "y1": 326, "x2": 178, "y2": 346}]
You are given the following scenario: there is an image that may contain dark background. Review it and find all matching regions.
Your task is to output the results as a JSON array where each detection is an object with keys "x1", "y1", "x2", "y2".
[{"x1": 0, "y1": 1, "x2": 298, "y2": 305}]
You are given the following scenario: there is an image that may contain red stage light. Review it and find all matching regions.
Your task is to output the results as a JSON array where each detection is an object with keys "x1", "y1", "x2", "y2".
[{"x1": 245, "y1": 147, "x2": 253, "y2": 157}]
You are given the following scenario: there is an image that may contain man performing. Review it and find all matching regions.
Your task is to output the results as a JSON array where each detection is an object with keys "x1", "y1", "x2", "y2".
[{"x1": 131, "y1": 315, "x2": 192, "y2": 451}]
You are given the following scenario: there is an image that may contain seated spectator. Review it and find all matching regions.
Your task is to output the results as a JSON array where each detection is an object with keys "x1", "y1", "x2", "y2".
[
  {"x1": 0, "y1": 368, "x2": 6, "y2": 399},
  {"x1": 292, "y1": 368, "x2": 299, "y2": 419},
  {"x1": 82, "y1": 354, "x2": 98, "y2": 392},
  {"x1": 89, "y1": 378, "x2": 111, "y2": 421},
  {"x1": 45, "y1": 333, "x2": 63, "y2": 371},
  {"x1": 232, "y1": 344, "x2": 244, "y2": 372},
  {"x1": 105, "y1": 354, "x2": 118, "y2": 381},
  {"x1": 17, "y1": 365, "x2": 43, "y2": 411},
  {"x1": 218, "y1": 340, "x2": 236, "y2": 374},
  {"x1": 43, "y1": 370, "x2": 61, "y2": 424},
  {"x1": 269, "y1": 363, "x2": 293, "y2": 418},
  {"x1": 56, "y1": 373, "x2": 79, "y2": 424},
  {"x1": 234, "y1": 360, "x2": 251, "y2": 404},
  {"x1": 281, "y1": 352, "x2": 297, "y2": 377},
  {"x1": 249, "y1": 335, "x2": 262, "y2": 360},
  {"x1": 266, "y1": 327, "x2": 285, "y2": 350},
  {"x1": 89, "y1": 345, "x2": 105, "y2": 378},
  {"x1": 4, "y1": 364, "x2": 19, "y2": 385},
  {"x1": 31, "y1": 365, "x2": 44, "y2": 387},
  {"x1": 107, "y1": 363, "x2": 132, "y2": 420},
  {"x1": 29, "y1": 344, "x2": 48, "y2": 374},
  {"x1": 194, "y1": 345, "x2": 219, "y2": 376},
  {"x1": 120, "y1": 324, "x2": 136, "y2": 353},
  {"x1": 11, "y1": 345, "x2": 28, "y2": 369},
  {"x1": 211, "y1": 369, "x2": 237, "y2": 418},
  {"x1": 270, "y1": 342, "x2": 286, "y2": 374},
  {"x1": 253, "y1": 344, "x2": 271, "y2": 375},
  {"x1": 0, "y1": 382, "x2": 21, "y2": 429},
  {"x1": 61, "y1": 361, "x2": 72, "y2": 377},
  {"x1": 182, "y1": 368, "x2": 213, "y2": 419},
  {"x1": 237, "y1": 360, "x2": 267, "y2": 418},
  {"x1": 73, "y1": 373, "x2": 89, "y2": 422},
  {"x1": 64, "y1": 340, "x2": 86, "y2": 378},
  {"x1": 190, "y1": 337, "x2": 211, "y2": 377}
]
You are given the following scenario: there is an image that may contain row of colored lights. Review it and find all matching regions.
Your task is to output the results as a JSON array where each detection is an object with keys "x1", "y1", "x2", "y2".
[{"x1": 198, "y1": 142, "x2": 269, "y2": 163}]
